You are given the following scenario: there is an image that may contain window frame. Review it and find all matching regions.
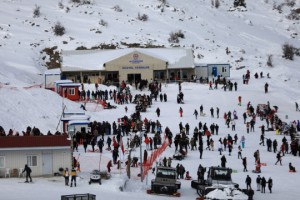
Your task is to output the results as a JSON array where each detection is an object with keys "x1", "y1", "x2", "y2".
[
  {"x1": 27, "y1": 155, "x2": 38, "y2": 167},
  {"x1": 0, "y1": 156, "x2": 5, "y2": 168},
  {"x1": 69, "y1": 88, "x2": 75, "y2": 95}
]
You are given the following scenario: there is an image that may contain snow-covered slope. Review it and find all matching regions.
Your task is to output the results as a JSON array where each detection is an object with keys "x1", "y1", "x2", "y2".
[{"x1": 0, "y1": 0, "x2": 299, "y2": 85}]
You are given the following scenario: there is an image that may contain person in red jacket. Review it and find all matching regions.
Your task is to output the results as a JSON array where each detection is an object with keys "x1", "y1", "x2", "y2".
[
  {"x1": 238, "y1": 96, "x2": 242, "y2": 106},
  {"x1": 179, "y1": 107, "x2": 183, "y2": 117}
]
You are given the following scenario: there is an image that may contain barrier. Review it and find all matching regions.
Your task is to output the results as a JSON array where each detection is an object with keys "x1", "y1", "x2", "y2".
[{"x1": 142, "y1": 138, "x2": 169, "y2": 179}]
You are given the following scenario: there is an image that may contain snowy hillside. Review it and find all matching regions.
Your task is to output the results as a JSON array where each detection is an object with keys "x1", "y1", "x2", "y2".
[{"x1": 0, "y1": 0, "x2": 299, "y2": 86}]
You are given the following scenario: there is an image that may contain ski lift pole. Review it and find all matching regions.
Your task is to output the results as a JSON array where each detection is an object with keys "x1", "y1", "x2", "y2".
[
  {"x1": 99, "y1": 153, "x2": 102, "y2": 171},
  {"x1": 140, "y1": 131, "x2": 143, "y2": 182}
]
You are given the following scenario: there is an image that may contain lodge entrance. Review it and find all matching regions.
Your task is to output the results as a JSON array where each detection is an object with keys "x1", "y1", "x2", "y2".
[{"x1": 127, "y1": 74, "x2": 141, "y2": 83}]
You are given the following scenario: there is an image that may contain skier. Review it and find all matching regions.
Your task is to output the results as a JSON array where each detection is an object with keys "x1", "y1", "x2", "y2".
[
  {"x1": 240, "y1": 135, "x2": 246, "y2": 148},
  {"x1": 296, "y1": 102, "x2": 299, "y2": 111},
  {"x1": 216, "y1": 107, "x2": 220, "y2": 118},
  {"x1": 22, "y1": 164, "x2": 32, "y2": 183}
]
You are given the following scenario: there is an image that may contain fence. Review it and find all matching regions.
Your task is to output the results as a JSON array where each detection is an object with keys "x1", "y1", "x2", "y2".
[{"x1": 142, "y1": 137, "x2": 169, "y2": 179}]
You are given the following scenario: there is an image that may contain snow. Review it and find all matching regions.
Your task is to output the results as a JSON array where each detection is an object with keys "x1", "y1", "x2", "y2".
[{"x1": 0, "y1": 0, "x2": 300, "y2": 200}]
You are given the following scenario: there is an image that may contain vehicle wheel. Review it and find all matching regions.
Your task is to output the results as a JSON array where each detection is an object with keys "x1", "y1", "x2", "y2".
[
  {"x1": 191, "y1": 180, "x2": 201, "y2": 189},
  {"x1": 89, "y1": 181, "x2": 91, "y2": 185}
]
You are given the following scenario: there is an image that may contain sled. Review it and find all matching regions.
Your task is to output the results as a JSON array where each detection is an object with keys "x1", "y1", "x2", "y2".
[
  {"x1": 261, "y1": 163, "x2": 267, "y2": 166},
  {"x1": 184, "y1": 177, "x2": 192, "y2": 180},
  {"x1": 289, "y1": 170, "x2": 296, "y2": 173}
]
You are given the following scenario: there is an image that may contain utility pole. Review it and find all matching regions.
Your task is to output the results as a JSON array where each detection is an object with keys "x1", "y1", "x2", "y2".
[{"x1": 139, "y1": 131, "x2": 143, "y2": 182}]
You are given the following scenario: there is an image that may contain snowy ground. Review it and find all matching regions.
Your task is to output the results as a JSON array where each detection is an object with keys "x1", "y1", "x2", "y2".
[{"x1": 1, "y1": 74, "x2": 300, "y2": 200}]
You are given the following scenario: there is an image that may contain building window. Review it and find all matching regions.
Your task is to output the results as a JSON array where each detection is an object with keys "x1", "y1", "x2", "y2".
[
  {"x1": 27, "y1": 155, "x2": 37, "y2": 167},
  {"x1": 154, "y1": 71, "x2": 165, "y2": 80},
  {"x1": 222, "y1": 67, "x2": 227, "y2": 73},
  {"x1": 0, "y1": 156, "x2": 5, "y2": 168},
  {"x1": 69, "y1": 88, "x2": 75, "y2": 95}
]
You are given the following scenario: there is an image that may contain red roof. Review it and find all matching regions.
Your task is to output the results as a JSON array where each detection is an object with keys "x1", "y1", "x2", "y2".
[{"x1": 0, "y1": 135, "x2": 71, "y2": 149}]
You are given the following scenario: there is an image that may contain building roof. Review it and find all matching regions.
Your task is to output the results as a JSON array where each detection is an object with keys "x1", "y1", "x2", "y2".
[
  {"x1": 44, "y1": 68, "x2": 61, "y2": 75},
  {"x1": 59, "y1": 83, "x2": 81, "y2": 87},
  {"x1": 61, "y1": 48, "x2": 195, "y2": 72},
  {"x1": 0, "y1": 135, "x2": 70, "y2": 149},
  {"x1": 61, "y1": 115, "x2": 91, "y2": 121}
]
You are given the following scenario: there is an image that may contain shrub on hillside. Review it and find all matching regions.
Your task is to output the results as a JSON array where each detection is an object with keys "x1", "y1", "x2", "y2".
[
  {"x1": 112, "y1": 5, "x2": 122, "y2": 12},
  {"x1": 266, "y1": 54, "x2": 273, "y2": 67},
  {"x1": 33, "y1": 5, "x2": 41, "y2": 18},
  {"x1": 234, "y1": 0, "x2": 246, "y2": 8},
  {"x1": 58, "y1": 1, "x2": 64, "y2": 9},
  {"x1": 287, "y1": 9, "x2": 300, "y2": 20},
  {"x1": 285, "y1": 0, "x2": 296, "y2": 7},
  {"x1": 53, "y1": 22, "x2": 65, "y2": 36},
  {"x1": 99, "y1": 19, "x2": 108, "y2": 27},
  {"x1": 168, "y1": 30, "x2": 185, "y2": 43},
  {"x1": 282, "y1": 43, "x2": 295, "y2": 60},
  {"x1": 137, "y1": 13, "x2": 149, "y2": 21},
  {"x1": 70, "y1": 0, "x2": 80, "y2": 3}
]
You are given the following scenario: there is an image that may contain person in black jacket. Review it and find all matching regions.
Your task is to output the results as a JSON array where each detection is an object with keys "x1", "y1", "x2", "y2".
[
  {"x1": 267, "y1": 177, "x2": 273, "y2": 193},
  {"x1": 221, "y1": 155, "x2": 227, "y2": 167},
  {"x1": 261, "y1": 177, "x2": 267, "y2": 193},
  {"x1": 22, "y1": 164, "x2": 32, "y2": 183},
  {"x1": 245, "y1": 175, "x2": 252, "y2": 190},
  {"x1": 256, "y1": 175, "x2": 261, "y2": 191}
]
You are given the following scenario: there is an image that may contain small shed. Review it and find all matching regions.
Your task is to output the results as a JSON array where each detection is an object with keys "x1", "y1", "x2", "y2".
[
  {"x1": 61, "y1": 115, "x2": 91, "y2": 133},
  {"x1": 195, "y1": 64, "x2": 230, "y2": 79},
  {"x1": 0, "y1": 136, "x2": 71, "y2": 178},
  {"x1": 44, "y1": 69, "x2": 61, "y2": 90},
  {"x1": 58, "y1": 83, "x2": 81, "y2": 101},
  {"x1": 68, "y1": 120, "x2": 91, "y2": 135},
  {"x1": 207, "y1": 64, "x2": 230, "y2": 78}
]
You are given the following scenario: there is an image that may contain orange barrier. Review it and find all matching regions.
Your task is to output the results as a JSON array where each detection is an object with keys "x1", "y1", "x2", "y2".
[{"x1": 142, "y1": 139, "x2": 169, "y2": 180}]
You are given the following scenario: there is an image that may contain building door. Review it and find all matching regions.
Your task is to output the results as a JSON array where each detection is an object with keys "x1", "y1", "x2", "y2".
[
  {"x1": 42, "y1": 153, "x2": 53, "y2": 175},
  {"x1": 212, "y1": 67, "x2": 218, "y2": 77},
  {"x1": 127, "y1": 74, "x2": 141, "y2": 83}
]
